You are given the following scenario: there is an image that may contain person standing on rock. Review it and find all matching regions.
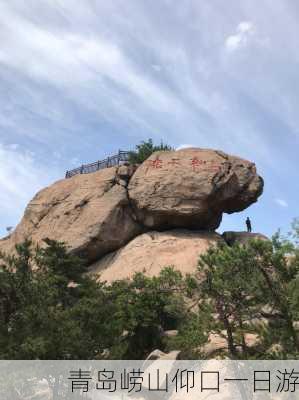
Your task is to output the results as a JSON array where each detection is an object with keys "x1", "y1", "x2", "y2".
[{"x1": 246, "y1": 217, "x2": 252, "y2": 233}]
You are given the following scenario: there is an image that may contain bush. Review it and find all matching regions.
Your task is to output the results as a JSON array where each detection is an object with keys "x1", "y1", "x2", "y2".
[
  {"x1": 2, "y1": 220, "x2": 299, "y2": 360},
  {"x1": 192, "y1": 230, "x2": 299, "y2": 359},
  {"x1": 128, "y1": 138, "x2": 172, "y2": 164},
  {"x1": 0, "y1": 242, "x2": 198, "y2": 359}
]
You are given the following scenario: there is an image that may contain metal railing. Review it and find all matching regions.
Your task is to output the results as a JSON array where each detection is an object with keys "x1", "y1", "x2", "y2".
[{"x1": 65, "y1": 150, "x2": 130, "y2": 178}]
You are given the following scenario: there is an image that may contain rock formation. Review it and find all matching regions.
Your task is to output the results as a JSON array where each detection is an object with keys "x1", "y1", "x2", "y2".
[
  {"x1": 90, "y1": 230, "x2": 223, "y2": 282},
  {"x1": 0, "y1": 166, "x2": 141, "y2": 263},
  {"x1": 128, "y1": 148, "x2": 263, "y2": 230},
  {"x1": 0, "y1": 147, "x2": 264, "y2": 278},
  {"x1": 222, "y1": 231, "x2": 269, "y2": 246}
]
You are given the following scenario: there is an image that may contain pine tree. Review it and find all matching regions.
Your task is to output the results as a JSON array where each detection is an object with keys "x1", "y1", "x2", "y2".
[{"x1": 128, "y1": 138, "x2": 172, "y2": 164}]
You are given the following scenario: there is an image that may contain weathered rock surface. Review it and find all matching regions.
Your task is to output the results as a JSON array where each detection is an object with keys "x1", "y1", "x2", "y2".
[
  {"x1": 0, "y1": 167, "x2": 141, "y2": 263},
  {"x1": 90, "y1": 229, "x2": 223, "y2": 282},
  {"x1": 222, "y1": 231, "x2": 269, "y2": 246},
  {"x1": 128, "y1": 148, "x2": 263, "y2": 230}
]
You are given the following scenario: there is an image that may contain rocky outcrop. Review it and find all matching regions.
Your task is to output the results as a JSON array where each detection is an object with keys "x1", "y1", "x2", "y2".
[
  {"x1": 222, "y1": 231, "x2": 268, "y2": 246},
  {"x1": 0, "y1": 166, "x2": 141, "y2": 263},
  {"x1": 128, "y1": 148, "x2": 263, "y2": 230},
  {"x1": 0, "y1": 147, "x2": 264, "y2": 271},
  {"x1": 90, "y1": 230, "x2": 223, "y2": 282}
]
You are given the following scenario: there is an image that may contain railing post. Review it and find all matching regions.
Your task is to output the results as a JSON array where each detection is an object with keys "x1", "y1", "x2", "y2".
[{"x1": 107, "y1": 157, "x2": 110, "y2": 168}]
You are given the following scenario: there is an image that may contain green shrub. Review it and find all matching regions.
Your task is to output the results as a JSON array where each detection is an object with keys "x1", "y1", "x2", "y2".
[{"x1": 128, "y1": 138, "x2": 172, "y2": 164}]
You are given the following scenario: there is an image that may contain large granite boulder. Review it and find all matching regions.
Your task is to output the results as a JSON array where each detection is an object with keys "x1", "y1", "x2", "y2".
[
  {"x1": 0, "y1": 147, "x2": 264, "y2": 268},
  {"x1": 89, "y1": 229, "x2": 223, "y2": 282},
  {"x1": 0, "y1": 167, "x2": 141, "y2": 263},
  {"x1": 128, "y1": 148, "x2": 263, "y2": 230}
]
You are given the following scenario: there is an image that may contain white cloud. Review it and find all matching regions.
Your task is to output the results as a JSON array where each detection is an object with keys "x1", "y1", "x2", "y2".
[
  {"x1": 0, "y1": 2, "x2": 274, "y2": 163},
  {"x1": 225, "y1": 21, "x2": 255, "y2": 52},
  {"x1": 0, "y1": 2, "x2": 296, "y2": 202},
  {"x1": 0, "y1": 144, "x2": 57, "y2": 216},
  {"x1": 0, "y1": 2, "x2": 181, "y2": 115},
  {"x1": 274, "y1": 198, "x2": 288, "y2": 208},
  {"x1": 238, "y1": 22, "x2": 254, "y2": 33},
  {"x1": 176, "y1": 144, "x2": 196, "y2": 150}
]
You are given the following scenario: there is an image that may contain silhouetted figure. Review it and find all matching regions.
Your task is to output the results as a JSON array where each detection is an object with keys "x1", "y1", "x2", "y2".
[{"x1": 246, "y1": 217, "x2": 252, "y2": 233}]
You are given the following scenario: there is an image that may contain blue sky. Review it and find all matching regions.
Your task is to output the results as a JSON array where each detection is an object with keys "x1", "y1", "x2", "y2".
[{"x1": 0, "y1": 0, "x2": 298, "y2": 238}]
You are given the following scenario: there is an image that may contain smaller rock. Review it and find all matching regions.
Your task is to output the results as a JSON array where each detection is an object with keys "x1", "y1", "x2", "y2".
[
  {"x1": 116, "y1": 163, "x2": 137, "y2": 184},
  {"x1": 201, "y1": 334, "x2": 228, "y2": 357},
  {"x1": 244, "y1": 333, "x2": 260, "y2": 348},
  {"x1": 146, "y1": 349, "x2": 181, "y2": 360},
  {"x1": 222, "y1": 231, "x2": 268, "y2": 246},
  {"x1": 267, "y1": 343, "x2": 284, "y2": 355},
  {"x1": 67, "y1": 281, "x2": 78, "y2": 288},
  {"x1": 163, "y1": 330, "x2": 178, "y2": 338},
  {"x1": 100, "y1": 349, "x2": 111, "y2": 359}
]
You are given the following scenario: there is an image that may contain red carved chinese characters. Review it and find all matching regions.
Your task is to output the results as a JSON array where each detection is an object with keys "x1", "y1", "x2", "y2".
[
  {"x1": 144, "y1": 155, "x2": 221, "y2": 174},
  {"x1": 190, "y1": 157, "x2": 220, "y2": 173},
  {"x1": 147, "y1": 157, "x2": 163, "y2": 169},
  {"x1": 190, "y1": 157, "x2": 206, "y2": 171}
]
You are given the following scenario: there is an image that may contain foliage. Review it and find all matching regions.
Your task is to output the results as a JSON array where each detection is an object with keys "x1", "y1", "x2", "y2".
[
  {"x1": 165, "y1": 312, "x2": 210, "y2": 359},
  {"x1": 1, "y1": 219, "x2": 299, "y2": 360},
  {"x1": 128, "y1": 138, "x2": 172, "y2": 164},
  {"x1": 0, "y1": 243, "x2": 200, "y2": 359},
  {"x1": 107, "y1": 268, "x2": 186, "y2": 359},
  {"x1": 192, "y1": 228, "x2": 299, "y2": 359},
  {"x1": 197, "y1": 242, "x2": 264, "y2": 357},
  {"x1": 0, "y1": 240, "x2": 119, "y2": 359}
]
